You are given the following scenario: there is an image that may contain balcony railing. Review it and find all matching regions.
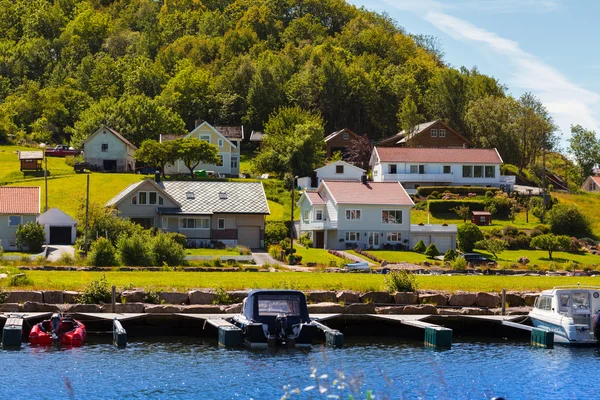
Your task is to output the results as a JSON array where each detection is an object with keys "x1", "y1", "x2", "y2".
[
  {"x1": 299, "y1": 220, "x2": 338, "y2": 230},
  {"x1": 499, "y1": 175, "x2": 516, "y2": 183},
  {"x1": 382, "y1": 173, "x2": 454, "y2": 182}
]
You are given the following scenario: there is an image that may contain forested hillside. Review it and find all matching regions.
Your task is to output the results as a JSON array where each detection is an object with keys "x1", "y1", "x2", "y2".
[{"x1": 0, "y1": 0, "x2": 554, "y2": 170}]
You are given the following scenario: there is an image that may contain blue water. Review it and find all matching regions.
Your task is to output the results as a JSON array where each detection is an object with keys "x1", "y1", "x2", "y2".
[{"x1": 1, "y1": 337, "x2": 599, "y2": 399}]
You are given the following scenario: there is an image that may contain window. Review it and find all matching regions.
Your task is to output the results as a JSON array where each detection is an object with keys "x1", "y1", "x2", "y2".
[
  {"x1": 387, "y1": 232, "x2": 401, "y2": 242},
  {"x1": 8, "y1": 216, "x2": 21, "y2": 227},
  {"x1": 536, "y1": 295, "x2": 552, "y2": 311},
  {"x1": 410, "y1": 165, "x2": 418, "y2": 174},
  {"x1": 485, "y1": 166, "x2": 495, "y2": 178},
  {"x1": 158, "y1": 196, "x2": 164, "y2": 205},
  {"x1": 186, "y1": 191, "x2": 195, "y2": 200},
  {"x1": 345, "y1": 232, "x2": 360, "y2": 241},
  {"x1": 345, "y1": 209, "x2": 361, "y2": 220},
  {"x1": 219, "y1": 192, "x2": 227, "y2": 200},
  {"x1": 131, "y1": 195, "x2": 137, "y2": 205},
  {"x1": 443, "y1": 165, "x2": 451, "y2": 174},
  {"x1": 591, "y1": 183, "x2": 596, "y2": 191},
  {"x1": 200, "y1": 135, "x2": 210, "y2": 143},
  {"x1": 180, "y1": 218, "x2": 210, "y2": 229},
  {"x1": 217, "y1": 155, "x2": 223, "y2": 166},
  {"x1": 315, "y1": 210, "x2": 323, "y2": 221},
  {"x1": 343, "y1": 132, "x2": 349, "y2": 140},
  {"x1": 419, "y1": 165, "x2": 425, "y2": 174},
  {"x1": 336, "y1": 165, "x2": 344, "y2": 174},
  {"x1": 382, "y1": 210, "x2": 402, "y2": 224},
  {"x1": 218, "y1": 218, "x2": 225, "y2": 229},
  {"x1": 480, "y1": 216, "x2": 486, "y2": 223},
  {"x1": 149, "y1": 192, "x2": 157, "y2": 205},
  {"x1": 431, "y1": 129, "x2": 437, "y2": 137},
  {"x1": 374, "y1": 170, "x2": 378, "y2": 176},
  {"x1": 462, "y1": 166, "x2": 473, "y2": 178},
  {"x1": 439, "y1": 129, "x2": 446, "y2": 138},
  {"x1": 388, "y1": 164, "x2": 397, "y2": 174},
  {"x1": 304, "y1": 210, "x2": 310, "y2": 222},
  {"x1": 474, "y1": 166, "x2": 483, "y2": 178},
  {"x1": 231, "y1": 157, "x2": 238, "y2": 169},
  {"x1": 218, "y1": 139, "x2": 223, "y2": 147},
  {"x1": 138, "y1": 192, "x2": 147, "y2": 205},
  {"x1": 101, "y1": 143, "x2": 108, "y2": 152}
]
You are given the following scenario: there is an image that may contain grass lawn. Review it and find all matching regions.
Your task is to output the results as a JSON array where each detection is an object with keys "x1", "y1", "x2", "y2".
[
  {"x1": 185, "y1": 248, "x2": 240, "y2": 256},
  {"x1": 554, "y1": 191, "x2": 600, "y2": 235},
  {"x1": 349, "y1": 250, "x2": 432, "y2": 264},
  {"x1": 476, "y1": 249, "x2": 600, "y2": 268},
  {"x1": 411, "y1": 209, "x2": 541, "y2": 230},
  {"x1": 294, "y1": 246, "x2": 345, "y2": 265},
  {"x1": 239, "y1": 149, "x2": 256, "y2": 175},
  {"x1": 0, "y1": 145, "x2": 76, "y2": 185},
  {"x1": 267, "y1": 200, "x2": 285, "y2": 221},
  {"x1": 3, "y1": 271, "x2": 600, "y2": 292},
  {"x1": 3, "y1": 251, "x2": 41, "y2": 258}
]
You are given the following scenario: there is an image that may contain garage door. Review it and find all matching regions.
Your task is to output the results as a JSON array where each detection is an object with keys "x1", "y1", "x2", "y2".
[
  {"x1": 238, "y1": 227, "x2": 260, "y2": 248},
  {"x1": 49, "y1": 226, "x2": 72, "y2": 245},
  {"x1": 412, "y1": 235, "x2": 430, "y2": 248},
  {"x1": 432, "y1": 235, "x2": 453, "y2": 253}
]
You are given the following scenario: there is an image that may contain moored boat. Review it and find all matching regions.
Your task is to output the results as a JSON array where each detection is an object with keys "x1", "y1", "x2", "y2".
[
  {"x1": 29, "y1": 314, "x2": 87, "y2": 346},
  {"x1": 230, "y1": 290, "x2": 318, "y2": 349},
  {"x1": 529, "y1": 286, "x2": 600, "y2": 345}
]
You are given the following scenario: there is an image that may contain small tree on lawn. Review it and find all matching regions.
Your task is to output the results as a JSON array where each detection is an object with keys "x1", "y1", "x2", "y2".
[
  {"x1": 457, "y1": 222, "x2": 484, "y2": 252},
  {"x1": 135, "y1": 139, "x2": 178, "y2": 178},
  {"x1": 413, "y1": 240, "x2": 426, "y2": 253},
  {"x1": 443, "y1": 248, "x2": 457, "y2": 261},
  {"x1": 530, "y1": 234, "x2": 571, "y2": 260},
  {"x1": 547, "y1": 204, "x2": 593, "y2": 238},
  {"x1": 452, "y1": 205, "x2": 471, "y2": 222},
  {"x1": 15, "y1": 222, "x2": 46, "y2": 253},
  {"x1": 174, "y1": 138, "x2": 220, "y2": 179},
  {"x1": 475, "y1": 239, "x2": 508, "y2": 259},
  {"x1": 424, "y1": 243, "x2": 440, "y2": 258}
]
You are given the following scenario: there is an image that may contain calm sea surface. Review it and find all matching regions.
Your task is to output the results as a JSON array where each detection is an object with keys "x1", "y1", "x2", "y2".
[{"x1": 1, "y1": 336, "x2": 598, "y2": 399}]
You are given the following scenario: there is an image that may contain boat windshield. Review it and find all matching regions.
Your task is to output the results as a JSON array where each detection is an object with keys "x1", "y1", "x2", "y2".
[
  {"x1": 257, "y1": 295, "x2": 301, "y2": 317},
  {"x1": 572, "y1": 292, "x2": 590, "y2": 310}
]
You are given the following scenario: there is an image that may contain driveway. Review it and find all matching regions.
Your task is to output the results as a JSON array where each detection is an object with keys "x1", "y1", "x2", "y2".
[
  {"x1": 252, "y1": 250, "x2": 281, "y2": 266},
  {"x1": 46, "y1": 245, "x2": 76, "y2": 262}
]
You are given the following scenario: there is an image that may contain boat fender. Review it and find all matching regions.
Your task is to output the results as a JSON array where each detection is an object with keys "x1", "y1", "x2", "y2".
[{"x1": 592, "y1": 312, "x2": 600, "y2": 338}]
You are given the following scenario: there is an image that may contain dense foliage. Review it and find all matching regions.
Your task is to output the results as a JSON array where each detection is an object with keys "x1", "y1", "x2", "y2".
[
  {"x1": 15, "y1": 221, "x2": 46, "y2": 253},
  {"x1": 457, "y1": 222, "x2": 484, "y2": 252}
]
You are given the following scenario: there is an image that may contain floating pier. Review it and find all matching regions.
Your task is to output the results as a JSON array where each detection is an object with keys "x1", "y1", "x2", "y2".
[
  {"x1": 502, "y1": 320, "x2": 554, "y2": 348},
  {"x1": 2, "y1": 316, "x2": 23, "y2": 348}
]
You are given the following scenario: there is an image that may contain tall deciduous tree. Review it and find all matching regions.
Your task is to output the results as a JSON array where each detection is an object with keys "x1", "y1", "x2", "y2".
[
  {"x1": 174, "y1": 138, "x2": 220, "y2": 179},
  {"x1": 516, "y1": 93, "x2": 557, "y2": 172},
  {"x1": 530, "y1": 234, "x2": 571, "y2": 260},
  {"x1": 135, "y1": 140, "x2": 178, "y2": 178},
  {"x1": 345, "y1": 134, "x2": 373, "y2": 171},
  {"x1": 569, "y1": 124, "x2": 600, "y2": 180},
  {"x1": 397, "y1": 94, "x2": 423, "y2": 141}
]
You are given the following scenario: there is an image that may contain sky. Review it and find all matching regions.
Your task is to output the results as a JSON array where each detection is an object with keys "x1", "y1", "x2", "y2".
[{"x1": 348, "y1": 0, "x2": 600, "y2": 149}]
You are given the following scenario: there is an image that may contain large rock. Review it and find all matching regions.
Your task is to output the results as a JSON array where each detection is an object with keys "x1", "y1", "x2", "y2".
[
  {"x1": 306, "y1": 291, "x2": 337, "y2": 303},
  {"x1": 63, "y1": 291, "x2": 80, "y2": 304},
  {"x1": 393, "y1": 292, "x2": 419, "y2": 305},
  {"x1": 307, "y1": 302, "x2": 345, "y2": 314},
  {"x1": 448, "y1": 293, "x2": 477, "y2": 307},
  {"x1": 522, "y1": 293, "x2": 539, "y2": 307},
  {"x1": 21, "y1": 302, "x2": 60, "y2": 312},
  {"x1": 188, "y1": 290, "x2": 217, "y2": 305},
  {"x1": 158, "y1": 292, "x2": 189, "y2": 305},
  {"x1": 506, "y1": 292, "x2": 525, "y2": 307},
  {"x1": 144, "y1": 304, "x2": 183, "y2": 313},
  {"x1": 475, "y1": 292, "x2": 500, "y2": 308},
  {"x1": 43, "y1": 291, "x2": 64, "y2": 304},
  {"x1": 461, "y1": 307, "x2": 493, "y2": 315},
  {"x1": 402, "y1": 304, "x2": 438, "y2": 315},
  {"x1": 7, "y1": 291, "x2": 43, "y2": 303},
  {"x1": 360, "y1": 291, "x2": 393, "y2": 304},
  {"x1": 506, "y1": 306, "x2": 532, "y2": 315},
  {"x1": 336, "y1": 291, "x2": 360, "y2": 304},
  {"x1": 376, "y1": 306, "x2": 405, "y2": 314},
  {"x1": 102, "y1": 303, "x2": 145, "y2": 313},
  {"x1": 181, "y1": 305, "x2": 224, "y2": 314},
  {"x1": 227, "y1": 291, "x2": 249, "y2": 303},
  {"x1": 419, "y1": 293, "x2": 448, "y2": 306},
  {"x1": 66, "y1": 304, "x2": 102, "y2": 313},
  {"x1": 0, "y1": 303, "x2": 19, "y2": 312},
  {"x1": 223, "y1": 303, "x2": 242, "y2": 313},
  {"x1": 345, "y1": 303, "x2": 376, "y2": 314},
  {"x1": 438, "y1": 308, "x2": 463, "y2": 315},
  {"x1": 121, "y1": 290, "x2": 145, "y2": 303}
]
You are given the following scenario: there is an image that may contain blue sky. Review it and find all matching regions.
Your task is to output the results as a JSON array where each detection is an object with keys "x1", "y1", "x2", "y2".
[{"x1": 349, "y1": 0, "x2": 599, "y2": 147}]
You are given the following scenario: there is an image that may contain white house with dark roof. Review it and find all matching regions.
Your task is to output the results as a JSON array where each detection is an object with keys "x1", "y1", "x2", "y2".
[
  {"x1": 296, "y1": 179, "x2": 457, "y2": 251},
  {"x1": 0, "y1": 187, "x2": 40, "y2": 250},
  {"x1": 106, "y1": 175, "x2": 269, "y2": 248},
  {"x1": 163, "y1": 122, "x2": 243, "y2": 177},
  {"x1": 297, "y1": 160, "x2": 366, "y2": 189},
  {"x1": 83, "y1": 125, "x2": 137, "y2": 172},
  {"x1": 370, "y1": 147, "x2": 515, "y2": 194}
]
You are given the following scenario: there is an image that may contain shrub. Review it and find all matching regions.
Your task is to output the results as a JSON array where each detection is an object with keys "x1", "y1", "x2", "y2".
[
  {"x1": 8, "y1": 273, "x2": 33, "y2": 287},
  {"x1": 213, "y1": 287, "x2": 234, "y2": 304},
  {"x1": 474, "y1": 239, "x2": 508, "y2": 259},
  {"x1": 443, "y1": 249, "x2": 457, "y2": 261},
  {"x1": 167, "y1": 232, "x2": 187, "y2": 248},
  {"x1": 88, "y1": 238, "x2": 118, "y2": 267},
  {"x1": 457, "y1": 223, "x2": 484, "y2": 252},
  {"x1": 530, "y1": 229, "x2": 543, "y2": 238},
  {"x1": 530, "y1": 234, "x2": 571, "y2": 260},
  {"x1": 534, "y1": 224, "x2": 551, "y2": 234},
  {"x1": 64, "y1": 155, "x2": 83, "y2": 167},
  {"x1": 57, "y1": 252, "x2": 75, "y2": 265},
  {"x1": 485, "y1": 195, "x2": 513, "y2": 217},
  {"x1": 413, "y1": 240, "x2": 426, "y2": 253},
  {"x1": 151, "y1": 233, "x2": 186, "y2": 266},
  {"x1": 547, "y1": 204, "x2": 593, "y2": 238},
  {"x1": 77, "y1": 275, "x2": 112, "y2": 304},
  {"x1": 298, "y1": 233, "x2": 313, "y2": 248},
  {"x1": 235, "y1": 246, "x2": 252, "y2": 255},
  {"x1": 0, "y1": 240, "x2": 3, "y2": 259},
  {"x1": 384, "y1": 270, "x2": 418, "y2": 292},
  {"x1": 428, "y1": 200, "x2": 486, "y2": 214},
  {"x1": 518, "y1": 257, "x2": 530, "y2": 265},
  {"x1": 117, "y1": 233, "x2": 152, "y2": 266},
  {"x1": 452, "y1": 257, "x2": 467, "y2": 270},
  {"x1": 15, "y1": 221, "x2": 46, "y2": 253},
  {"x1": 268, "y1": 244, "x2": 284, "y2": 261},
  {"x1": 143, "y1": 289, "x2": 162, "y2": 304},
  {"x1": 424, "y1": 243, "x2": 440, "y2": 258},
  {"x1": 430, "y1": 191, "x2": 440, "y2": 198},
  {"x1": 417, "y1": 186, "x2": 498, "y2": 197},
  {"x1": 287, "y1": 253, "x2": 302, "y2": 264},
  {"x1": 502, "y1": 225, "x2": 519, "y2": 237},
  {"x1": 485, "y1": 191, "x2": 494, "y2": 198},
  {"x1": 489, "y1": 228, "x2": 502, "y2": 238},
  {"x1": 569, "y1": 237, "x2": 582, "y2": 253},
  {"x1": 265, "y1": 222, "x2": 288, "y2": 244}
]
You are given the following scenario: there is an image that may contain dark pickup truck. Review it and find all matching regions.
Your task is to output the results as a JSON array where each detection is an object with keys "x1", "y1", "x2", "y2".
[{"x1": 45, "y1": 145, "x2": 81, "y2": 157}]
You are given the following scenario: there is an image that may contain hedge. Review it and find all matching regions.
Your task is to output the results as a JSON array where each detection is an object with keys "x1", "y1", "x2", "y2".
[
  {"x1": 428, "y1": 200, "x2": 486, "y2": 214},
  {"x1": 417, "y1": 186, "x2": 500, "y2": 197}
]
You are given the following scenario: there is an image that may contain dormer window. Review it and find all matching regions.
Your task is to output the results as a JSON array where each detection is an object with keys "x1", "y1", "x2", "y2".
[
  {"x1": 343, "y1": 132, "x2": 349, "y2": 140},
  {"x1": 186, "y1": 191, "x2": 195, "y2": 200},
  {"x1": 335, "y1": 165, "x2": 344, "y2": 174},
  {"x1": 219, "y1": 191, "x2": 227, "y2": 200}
]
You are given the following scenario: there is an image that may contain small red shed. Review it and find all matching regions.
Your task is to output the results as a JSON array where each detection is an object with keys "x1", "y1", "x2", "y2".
[
  {"x1": 18, "y1": 151, "x2": 44, "y2": 172},
  {"x1": 471, "y1": 211, "x2": 492, "y2": 226}
]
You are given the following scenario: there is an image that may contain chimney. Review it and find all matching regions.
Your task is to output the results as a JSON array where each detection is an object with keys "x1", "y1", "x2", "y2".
[
  {"x1": 361, "y1": 173, "x2": 367, "y2": 185},
  {"x1": 154, "y1": 170, "x2": 160, "y2": 184}
]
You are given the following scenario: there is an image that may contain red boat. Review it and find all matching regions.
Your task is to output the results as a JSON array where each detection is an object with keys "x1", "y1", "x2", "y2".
[{"x1": 29, "y1": 314, "x2": 86, "y2": 346}]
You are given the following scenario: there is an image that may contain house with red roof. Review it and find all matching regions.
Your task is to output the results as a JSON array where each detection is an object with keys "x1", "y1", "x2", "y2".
[
  {"x1": 83, "y1": 125, "x2": 137, "y2": 172},
  {"x1": 0, "y1": 187, "x2": 40, "y2": 250},
  {"x1": 581, "y1": 176, "x2": 600, "y2": 193},
  {"x1": 296, "y1": 179, "x2": 457, "y2": 251},
  {"x1": 369, "y1": 147, "x2": 515, "y2": 194}
]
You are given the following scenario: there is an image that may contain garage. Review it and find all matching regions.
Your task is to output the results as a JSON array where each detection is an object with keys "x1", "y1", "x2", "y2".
[
  {"x1": 238, "y1": 226, "x2": 260, "y2": 248},
  {"x1": 410, "y1": 224, "x2": 458, "y2": 253},
  {"x1": 49, "y1": 226, "x2": 73, "y2": 245},
  {"x1": 38, "y1": 208, "x2": 77, "y2": 246},
  {"x1": 411, "y1": 235, "x2": 430, "y2": 247},
  {"x1": 431, "y1": 235, "x2": 453, "y2": 253}
]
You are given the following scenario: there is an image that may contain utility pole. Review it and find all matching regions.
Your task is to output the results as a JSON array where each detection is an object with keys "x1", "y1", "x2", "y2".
[
  {"x1": 289, "y1": 176, "x2": 298, "y2": 265},
  {"x1": 84, "y1": 174, "x2": 90, "y2": 253},
  {"x1": 541, "y1": 134, "x2": 548, "y2": 223},
  {"x1": 44, "y1": 155, "x2": 48, "y2": 212}
]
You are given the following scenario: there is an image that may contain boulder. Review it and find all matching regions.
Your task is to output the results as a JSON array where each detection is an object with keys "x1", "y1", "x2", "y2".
[
  {"x1": 360, "y1": 291, "x2": 393, "y2": 304},
  {"x1": 42, "y1": 291, "x2": 64, "y2": 304},
  {"x1": 438, "y1": 308, "x2": 463, "y2": 315},
  {"x1": 0, "y1": 303, "x2": 20, "y2": 312},
  {"x1": 307, "y1": 302, "x2": 345, "y2": 314},
  {"x1": 345, "y1": 303, "x2": 376, "y2": 314},
  {"x1": 306, "y1": 291, "x2": 337, "y2": 303},
  {"x1": 144, "y1": 304, "x2": 183, "y2": 313},
  {"x1": 461, "y1": 307, "x2": 493, "y2": 315},
  {"x1": 158, "y1": 292, "x2": 189, "y2": 305},
  {"x1": 522, "y1": 293, "x2": 539, "y2": 307},
  {"x1": 448, "y1": 293, "x2": 477, "y2": 307},
  {"x1": 227, "y1": 291, "x2": 249, "y2": 303},
  {"x1": 6, "y1": 291, "x2": 43, "y2": 304},
  {"x1": 181, "y1": 305, "x2": 224, "y2": 314},
  {"x1": 121, "y1": 290, "x2": 145, "y2": 303},
  {"x1": 21, "y1": 302, "x2": 60, "y2": 312},
  {"x1": 66, "y1": 304, "x2": 102, "y2": 313},
  {"x1": 102, "y1": 303, "x2": 145, "y2": 313},
  {"x1": 506, "y1": 306, "x2": 532, "y2": 315},
  {"x1": 223, "y1": 303, "x2": 242, "y2": 313},
  {"x1": 475, "y1": 292, "x2": 500, "y2": 308},
  {"x1": 419, "y1": 293, "x2": 448, "y2": 306},
  {"x1": 63, "y1": 291, "x2": 80, "y2": 304},
  {"x1": 402, "y1": 304, "x2": 438, "y2": 315},
  {"x1": 188, "y1": 290, "x2": 217, "y2": 305},
  {"x1": 376, "y1": 306, "x2": 405, "y2": 314},
  {"x1": 336, "y1": 291, "x2": 360, "y2": 304},
  {"x1": 393, "y1": 292, "x2": 419, "y2": 305},
  {"x1": 506, "y1": 292, "x2": 525, "y2": 307}
]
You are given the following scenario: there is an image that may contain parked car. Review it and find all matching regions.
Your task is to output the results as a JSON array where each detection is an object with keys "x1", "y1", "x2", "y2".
[
  {"x1": 459, "y1": 253, "x2": 496, "y2": 266},
  {"x1": 45, "y1": 145, "x2": 81, "y2": 157}
]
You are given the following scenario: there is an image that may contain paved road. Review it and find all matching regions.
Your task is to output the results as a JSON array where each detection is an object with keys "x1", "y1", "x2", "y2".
[{"x1": 46, "y1": 245, "x2": 76, "y2": 262}]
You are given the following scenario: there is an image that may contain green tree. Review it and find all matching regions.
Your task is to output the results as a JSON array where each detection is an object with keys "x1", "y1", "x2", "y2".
[
  {"x1": 15, "y1": 221, "x2": 46, "y2": 253},
  {"x1": 530, "y1": 234, "x2": 571, "y2": 260},
  {"x1": 397, "y1": 94, "x2": 423, "y2": 139},
  {"x1": 424, "y1": 243, "x2": 440, "y2": 258},
  {"x1": 474, "y1": 239, "x2": 508, "y2": 259},
  {"x1": 88, "y1": 237, "x2": 118, "y2": 267},
  {"x1": 135, "y1": 140, "x2": 178, "y2": 178},
  {"x1": 452, "y1": 205, "x2": 471, "y2": 222},
  {"x1": 547, "y1": 204, "x2": 593, "y2": 238},
  {"x1": 413, "y1": 240, "x2": 426, "y2": 253},
  {"x1": 569, "y1": 124, "x2": 600, "y2": 180},
  {"x1": 457, "y1": 222, "x2": 484, "y2": 252},
  {"x1": 174, "y1": 137, "x2": 220, "y2": 179}
]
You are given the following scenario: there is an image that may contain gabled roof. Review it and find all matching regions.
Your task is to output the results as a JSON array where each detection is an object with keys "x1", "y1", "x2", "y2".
[
  {"x1": 371, "y1": 147, "x2": 503, "y2": 164},
  {"x1": 303, "y1": 191, "x2": 326, "y2": 205},
  {"x1": 321, "y1": 181, "x2": 414, "y2": 206},
  {"x1": 377, "y1": 120, "x2": 473, "y2": 146},
  {"x1": 0, "y1": 187, "x2": 40, "y2": 214},
  {"x1": 314, "y1": 160, "x2": 365, "y2": 173},
  {"x1": 214, "y1": 126, "x2": 244, "y2": 140},
  {"x1": 324, "y1": 128, "x2": 359, "y2": 142},
  {"x1": 83, "y1": 125, "x2": 138, "y2": 150},
  {"x1": 590, "y1": 176, "x2": 600, "y2": 186},
  {"x1": 18, "y1": 151, "x2": 44, "y2": 160},
  {"x1": 250, "y1": 131, "x2": 265, "y2": 142},
  {"x1": 185, "y1": 121, "x2": 237, "y2": 148},
  {"x1": 38, "y1": 208, "x2": 77, "y2": 225},
  {"x1": 105, "y1": 179, "x2": 179, "y2": 208}
]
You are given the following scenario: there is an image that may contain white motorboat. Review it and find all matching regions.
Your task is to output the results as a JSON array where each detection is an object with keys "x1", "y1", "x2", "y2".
[
  {"x1": 529, "y1": 285, "x2": 600, "y2": 345},
  {"x1": 345, "y1": 262, "x2": 370, "y2": 271}
]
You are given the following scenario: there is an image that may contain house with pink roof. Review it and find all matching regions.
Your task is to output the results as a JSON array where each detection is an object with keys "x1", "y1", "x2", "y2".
[{"x1": 581, "y1": 176, "x2": 600, "y2": 193}]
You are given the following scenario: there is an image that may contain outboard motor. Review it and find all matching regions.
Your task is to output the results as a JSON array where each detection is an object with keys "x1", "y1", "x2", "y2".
[
  {"x1": 275, "y1": 314, "x2": 289, "y2": 339},
  {"x1": 50, "y1": 313, "x2": 61, "y2": 342},
  {"x1": 592, "y1": 311, "x2": 600, "y2": 340}
]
